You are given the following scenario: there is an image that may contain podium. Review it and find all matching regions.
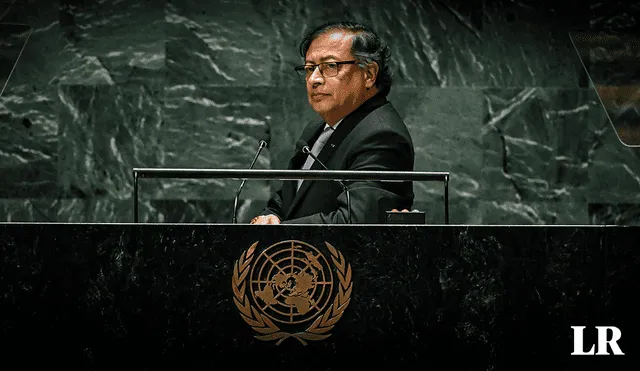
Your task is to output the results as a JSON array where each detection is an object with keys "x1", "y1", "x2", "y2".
[
  {"x1": 131, "y1": 168, "x2": 451, "y2": 224},
  {"x1": 1, "y1": 223, "x2": 638, "y2": 369}
]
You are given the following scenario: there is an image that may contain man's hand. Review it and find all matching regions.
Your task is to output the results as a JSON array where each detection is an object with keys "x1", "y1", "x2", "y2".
[{"x1": 250, "y1": 214, "x2": 281, "y2": 225}]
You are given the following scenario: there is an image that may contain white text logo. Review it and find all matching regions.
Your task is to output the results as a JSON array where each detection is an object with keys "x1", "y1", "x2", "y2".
[{"x1": 571, "y1": 326, "x2": 625, "y2": 355}]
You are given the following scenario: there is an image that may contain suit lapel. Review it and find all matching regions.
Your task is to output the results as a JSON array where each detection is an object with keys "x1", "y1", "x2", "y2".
[{"x1": 285, "y1": 93, "x2": 389, "y2": 220}]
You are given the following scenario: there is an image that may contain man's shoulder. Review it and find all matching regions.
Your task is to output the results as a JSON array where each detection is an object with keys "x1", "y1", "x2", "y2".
[
  {"x1": 369, "y1": 100, "x2": 402, "y2": 121},
  {"x1": 357, "y1": 101, "x2": 409, "y2": 135}
]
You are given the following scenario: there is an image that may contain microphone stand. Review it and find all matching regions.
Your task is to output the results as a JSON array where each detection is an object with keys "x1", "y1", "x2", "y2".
[
  {"x1": 302, "y1": 146, "x2": 352, "y2": 224},
  {"x1": 232, "y1": 140, "x2": 267, "y2": 224}
]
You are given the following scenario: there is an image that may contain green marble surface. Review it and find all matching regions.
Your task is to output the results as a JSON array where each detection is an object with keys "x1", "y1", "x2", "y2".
[{"x1": 0, "y1": 0, "x2": 638, "y2": 224}]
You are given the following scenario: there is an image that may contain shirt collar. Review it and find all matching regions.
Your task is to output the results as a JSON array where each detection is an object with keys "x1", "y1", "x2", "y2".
[{"x1": 325, "y1": 118, "x2": 343, "y2": 131}]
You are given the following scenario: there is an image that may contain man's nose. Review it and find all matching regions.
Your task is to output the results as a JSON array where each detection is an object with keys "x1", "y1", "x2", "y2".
[{"x1": 308, "y1": 66, "x2": 324, "y2": 85}]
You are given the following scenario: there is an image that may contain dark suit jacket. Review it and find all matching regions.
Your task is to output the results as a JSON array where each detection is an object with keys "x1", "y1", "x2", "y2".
[{"x1": 262, "y1": 92, "x2": 415, "y2": 224}]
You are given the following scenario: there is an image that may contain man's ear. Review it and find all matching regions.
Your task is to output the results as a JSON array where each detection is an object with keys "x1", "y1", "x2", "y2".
[{"x1": 365, "y1": 61, "x2": 379, "y2": 89}]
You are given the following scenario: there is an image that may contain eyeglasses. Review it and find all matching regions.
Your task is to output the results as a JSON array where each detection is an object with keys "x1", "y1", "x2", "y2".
[{"x1": 293, "y1": 61, "x2": 357, "y2": 80}]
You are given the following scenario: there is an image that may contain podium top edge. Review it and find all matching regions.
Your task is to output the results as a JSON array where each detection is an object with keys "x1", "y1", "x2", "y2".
[
  {"x1": 0, "y1": 223, "x2": 631, "y2": 228},
  {"x1": 131, "y1": 168, "x2": 450, "y2": 181}
]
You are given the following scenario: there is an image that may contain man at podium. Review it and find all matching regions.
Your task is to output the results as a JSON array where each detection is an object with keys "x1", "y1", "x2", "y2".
[{"x1": 251, "y1": 21, "x2": 415, "y2": 225}]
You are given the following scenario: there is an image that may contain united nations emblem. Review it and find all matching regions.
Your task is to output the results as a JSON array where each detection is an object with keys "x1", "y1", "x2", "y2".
[{"x1": 232, "y1": 240, "x2": 353, "y2": 345}]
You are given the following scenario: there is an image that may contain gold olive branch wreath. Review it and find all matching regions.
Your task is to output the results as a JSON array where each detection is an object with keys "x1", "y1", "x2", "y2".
[{"x1": 232, "y1": 241, "x2": 353, "y2": 346}]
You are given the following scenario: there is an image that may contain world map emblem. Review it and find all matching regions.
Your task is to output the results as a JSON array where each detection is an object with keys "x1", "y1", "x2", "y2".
[{"x1": 232, "y1": 240, "x2": 353, "y2": 345}]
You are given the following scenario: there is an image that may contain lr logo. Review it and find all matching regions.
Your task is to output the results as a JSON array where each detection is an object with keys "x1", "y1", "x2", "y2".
[{"x1": 571, "y1": 326, "x2": 625, "y2": 355}]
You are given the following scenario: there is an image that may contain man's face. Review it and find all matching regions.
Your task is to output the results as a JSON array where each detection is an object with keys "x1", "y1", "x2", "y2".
[{"x1": 304, "y1": 30, "x2": 372, "y2": 125}]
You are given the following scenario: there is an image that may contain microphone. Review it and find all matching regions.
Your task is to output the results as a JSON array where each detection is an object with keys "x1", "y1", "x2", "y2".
[
  {"x1": 296, "y1": 140, "x2": 352, "y2": 224},
  {"x1": 232, "y1": 139, "x2": 267, "y2": 223}
]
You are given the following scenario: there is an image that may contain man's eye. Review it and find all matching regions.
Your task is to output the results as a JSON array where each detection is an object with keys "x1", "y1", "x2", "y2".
[{"x1": 326, "y1": 63, "x2": 338, "y2": 69}]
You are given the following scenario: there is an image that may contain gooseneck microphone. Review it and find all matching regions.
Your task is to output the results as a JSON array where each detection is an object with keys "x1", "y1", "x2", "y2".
[
  {"x1": 296, "y1": 140, "x2": 352, "y2": 224},
  {"x1": 232, "y1": 139, "x2": 267, "y2": 224}
]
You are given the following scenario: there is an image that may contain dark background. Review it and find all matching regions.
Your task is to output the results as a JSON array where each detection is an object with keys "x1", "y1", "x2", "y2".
[{"x1": 0, "y1": 0, "x2": 638, "y2": 224}]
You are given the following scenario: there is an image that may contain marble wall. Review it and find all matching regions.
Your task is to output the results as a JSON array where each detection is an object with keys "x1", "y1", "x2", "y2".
[{"x1": 1, "y1": 0, "x2": 638, "y2": 224}]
